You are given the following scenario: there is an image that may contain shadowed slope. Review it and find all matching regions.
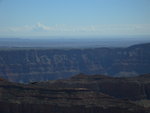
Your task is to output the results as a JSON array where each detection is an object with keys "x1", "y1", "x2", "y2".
[{"x1": 0, "y1": 76, "x2": 149, "y2": 113}]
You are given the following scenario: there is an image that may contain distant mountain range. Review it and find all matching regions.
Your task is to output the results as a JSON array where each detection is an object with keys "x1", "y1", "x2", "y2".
[
  {"x1": 0, "y1": 43, "x2": 150, "y2": 83},
  {"x1": 0, "y1": 37, "x2": 150, "y2": 48}
]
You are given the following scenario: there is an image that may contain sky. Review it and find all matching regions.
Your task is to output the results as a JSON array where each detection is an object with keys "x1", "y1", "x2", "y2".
[{"x1": 0, "y1": 0, "x2": 150, "y2": 38}]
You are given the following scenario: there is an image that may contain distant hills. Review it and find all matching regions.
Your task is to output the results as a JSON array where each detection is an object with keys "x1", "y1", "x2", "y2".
[{"x1": 0, "y1": 37, "x2": 150, "y2": 48}]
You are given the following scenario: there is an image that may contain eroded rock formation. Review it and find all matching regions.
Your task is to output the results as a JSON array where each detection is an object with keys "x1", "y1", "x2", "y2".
[{"x1": 0, "y1": 43, "x2": 149, "y2": 83}]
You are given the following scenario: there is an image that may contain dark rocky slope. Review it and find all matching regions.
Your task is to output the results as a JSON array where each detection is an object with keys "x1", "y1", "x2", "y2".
[
  {"x1": 0, "y1": 43, "x2": 150, "y2": 82},
  {"x1": 0, "y1": 77, "x2": 149, "y2": 113},
  {"x1": 35, "y1": 73, "x2": 150, "y2": 100}
]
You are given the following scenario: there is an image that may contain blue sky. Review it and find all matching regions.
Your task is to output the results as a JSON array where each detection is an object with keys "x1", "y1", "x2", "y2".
[{"x1": 0, "y1": 0, "x2": 150, "y2": 37}]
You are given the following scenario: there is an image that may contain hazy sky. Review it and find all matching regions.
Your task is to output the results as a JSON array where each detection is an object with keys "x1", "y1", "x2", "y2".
[{"x1": 0, "y1": 0, "x2": 150, "y2": 37}]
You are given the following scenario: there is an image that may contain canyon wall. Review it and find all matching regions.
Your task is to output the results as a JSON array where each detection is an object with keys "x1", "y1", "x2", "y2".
[{"x1": 0, "y1": 43, "x2": 149, "y2": 82}]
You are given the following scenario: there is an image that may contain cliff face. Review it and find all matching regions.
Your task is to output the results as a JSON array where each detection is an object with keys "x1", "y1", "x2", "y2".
[
  {"x1": 0, "y1": 77, "x2": 148, "y2": 113},
  {"x1": 0, "y1": 43, "x2": 150, "y2": 82}
]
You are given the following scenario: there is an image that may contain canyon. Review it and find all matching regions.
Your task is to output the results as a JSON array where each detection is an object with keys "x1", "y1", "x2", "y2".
[{"x1": 0, "y1": 43, "x2": 150, "y2": 83}]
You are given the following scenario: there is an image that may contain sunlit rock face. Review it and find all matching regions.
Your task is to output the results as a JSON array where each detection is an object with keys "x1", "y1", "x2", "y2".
[{"x1": 0, "y1": 43, "x2": 150, "y2": 83}]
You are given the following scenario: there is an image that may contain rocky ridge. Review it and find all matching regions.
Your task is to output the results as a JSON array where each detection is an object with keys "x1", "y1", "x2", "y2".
[
  {"x1": 0, "y1": 75, "x2": 149, "y2": 113},
  {"x1": 0, "y1": 43, "x2": 150, "y2": 83}
]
